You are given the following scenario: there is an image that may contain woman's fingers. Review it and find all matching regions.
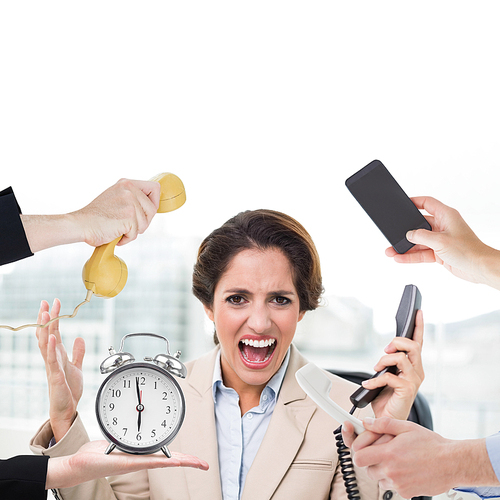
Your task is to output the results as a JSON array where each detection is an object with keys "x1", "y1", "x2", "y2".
[
  {"x1": 372, "y1": 349, "x2": 423, "y2": 382},
  {"x1": 376, "y1": 310, "x2": 425, "y2": 381},
  {"x1": 72, "y1": 337, "x2": 86, "y2": 371},
  {"x1": 36, "y1": 298, "x2": 64, "y2": 362},
  {"x1": 385, "y1": 310, "x2": 424, "y2": 353},
  {"x1": 366, "y1": 311, "x2": 425, "y2": 420},
  {"x1": 36, "y1": 301, "x2": 50, "y2": 360},
  {"x1": 47, "y1": 334, "x2": 64, "y2": 381},
  {"x1": 49, "y1": 298, "x2": 62, "y2": 343},
  {"x1": 365, "y1": 349, "x2": 423, "y2": 396}
]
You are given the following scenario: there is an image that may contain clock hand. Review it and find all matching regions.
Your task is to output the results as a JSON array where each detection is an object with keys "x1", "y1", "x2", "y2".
[
  {"x1": 135, "y1": 377, "x2": 143, "y2": 433},
  {"x1": 136, "y1": 377, "x2": 141, "y2": 404}
]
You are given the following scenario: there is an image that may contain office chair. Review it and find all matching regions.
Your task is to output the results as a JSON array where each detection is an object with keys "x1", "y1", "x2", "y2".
[{"x1": 328, "y1": 369, "x2": 433, "y2": 500}]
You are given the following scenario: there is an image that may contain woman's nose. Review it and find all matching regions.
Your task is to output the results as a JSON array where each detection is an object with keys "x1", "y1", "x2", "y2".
[{"x1": 247, "y1": 304, "x2": 272, "y2": 333}]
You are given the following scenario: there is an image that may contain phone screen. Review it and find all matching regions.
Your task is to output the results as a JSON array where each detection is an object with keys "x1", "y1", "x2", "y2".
[{"x1": 346, "y1": 160, "x2": 431, "y2": 253}]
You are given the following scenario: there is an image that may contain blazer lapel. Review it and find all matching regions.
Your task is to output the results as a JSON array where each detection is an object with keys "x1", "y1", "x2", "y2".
[
  {"x1": 178, "y1": 348, "x2": 223, "y2": 500},
  {"x1": 241, "y1": 345, "x2": 316, "y2": 500}
]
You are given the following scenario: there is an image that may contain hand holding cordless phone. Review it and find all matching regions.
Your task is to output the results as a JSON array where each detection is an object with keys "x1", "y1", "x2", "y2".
[
  {"x1": 295, "y1": 284, "x2": 421, "y2": 430},
  {"x1": 349, "y1": 284, "x2": 421, "y2": 408},
  {"x1": 296, "y1": 285, "x2": 422, "y2": 496},
  {"x1": 346, "y1": 160, "x2": 431, "y2": 254}
]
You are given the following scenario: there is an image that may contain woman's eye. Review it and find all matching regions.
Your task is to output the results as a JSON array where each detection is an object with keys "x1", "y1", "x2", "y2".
[
  {"x1": 273, "y1": 296, "x2": 290, "y2": 305},
  {"x1": 227, "y1": 295, "x2": 245, "y2": 304}
]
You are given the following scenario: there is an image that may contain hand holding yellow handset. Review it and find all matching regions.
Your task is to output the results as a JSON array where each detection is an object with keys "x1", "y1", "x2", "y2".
[
  {"x1": 1, "y1": 173, "x2": 186, "y2": 330},
  {"x1": 82, "y1": 173, "x2": 186, "y2": 298}
]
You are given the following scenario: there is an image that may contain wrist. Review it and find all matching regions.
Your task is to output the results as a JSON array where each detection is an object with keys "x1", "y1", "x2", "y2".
[
  {"x1": 51, "y1": 412, "x2": 77, "y2": 443},
  {"x1": 444, "y1": 438, "x2": 499, "y2": 487},
  {"x1": 478, "y1": 246, "x2": 500, "y2": 291},
  {"x1": 45, "y1": 456, "x2": 63, "y2": 490},
  {"x1": 21, "y1": 214, "x2": 84, "y2": 252}
]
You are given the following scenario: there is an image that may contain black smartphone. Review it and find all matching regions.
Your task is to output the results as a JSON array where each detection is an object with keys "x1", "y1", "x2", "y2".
[{"x1": 345, "y1": 160, "x2": 432, "y2": 254}]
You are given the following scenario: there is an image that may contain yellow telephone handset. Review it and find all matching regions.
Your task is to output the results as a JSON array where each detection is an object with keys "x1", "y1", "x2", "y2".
[
  {"x1": 81, "y1": 236, "x2": 126, "y2": 298},
  {"x1": 82, "y1": 173, "x2": 186, "y2": 298},
  {"x1": 150, "y1": 172, "x2": 186, "y2": 213}
]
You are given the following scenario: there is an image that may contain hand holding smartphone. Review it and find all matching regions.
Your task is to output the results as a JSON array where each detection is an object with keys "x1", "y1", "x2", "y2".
[{"x1": 346, "y1": 160, "x2": 431, "y2": 254}]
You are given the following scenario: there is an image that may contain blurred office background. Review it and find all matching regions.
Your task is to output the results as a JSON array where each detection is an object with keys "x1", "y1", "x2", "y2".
[{"x1": 1, "y1": 2, "x2": 500, "y2": 498}]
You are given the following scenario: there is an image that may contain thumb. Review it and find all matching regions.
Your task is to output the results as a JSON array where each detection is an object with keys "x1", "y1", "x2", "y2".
[
  {"x1": 362, "y1": 416, "x2": 413, "y2": 436},
  {"x1": 406, "y1": 228, "x2": 436, "y2": 248}
]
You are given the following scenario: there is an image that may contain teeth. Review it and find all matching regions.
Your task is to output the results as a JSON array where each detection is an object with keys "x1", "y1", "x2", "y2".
[{"x1": 240, "y1": 338, "x2": 276, "y2": 348}]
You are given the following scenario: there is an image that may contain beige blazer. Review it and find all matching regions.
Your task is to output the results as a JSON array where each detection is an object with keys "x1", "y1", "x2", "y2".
[{"x1": 31, "y1": 345, "x2": 402, "y2": 500}]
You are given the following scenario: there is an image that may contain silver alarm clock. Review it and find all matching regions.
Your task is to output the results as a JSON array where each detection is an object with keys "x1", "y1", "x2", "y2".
[{"x1": 95, "y1": 333, "x2": 187, "y2": 458}]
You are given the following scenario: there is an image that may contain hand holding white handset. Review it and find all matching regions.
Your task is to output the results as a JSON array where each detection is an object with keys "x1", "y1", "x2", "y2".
[
  {"x1": 296, "y1": 284, "x2": 421, "y2": 429},
  {"x1": 296, "y1": 363, "x2": 365, "y2": 434}
]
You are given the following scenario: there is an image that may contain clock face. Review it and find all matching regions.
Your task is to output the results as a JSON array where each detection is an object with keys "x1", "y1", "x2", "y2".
[{"x1": 96, "y1": 363, "x2": 185, "y2": 454}]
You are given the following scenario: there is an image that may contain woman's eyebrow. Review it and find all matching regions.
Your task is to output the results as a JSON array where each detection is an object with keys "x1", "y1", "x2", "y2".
[
  {"x1": 271, "y1": 290, "x2": 296, "y2": 296},
  {"x1": 222, "y1": 288, "x2": 296, "y2": 296},
  {"x1": 223, "y1": 288, "x2": 251, "y2": 294}
]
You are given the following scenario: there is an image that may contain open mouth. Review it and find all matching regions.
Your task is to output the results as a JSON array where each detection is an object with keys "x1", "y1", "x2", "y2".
[{"x1": 239, "y1": 338, "x2": 277, "y2": 364}]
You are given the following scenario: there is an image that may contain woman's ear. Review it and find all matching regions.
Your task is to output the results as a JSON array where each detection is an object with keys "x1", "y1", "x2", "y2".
[
  {"x1": 298, "y1": 310, "x2": 306, "y2": 322},
  {"x1": 204, "y1": 304, "x2": 215, "y2": 322}
]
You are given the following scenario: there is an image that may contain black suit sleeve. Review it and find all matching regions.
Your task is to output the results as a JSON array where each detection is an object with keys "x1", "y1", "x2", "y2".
[
  {"x1": 0, "y1": 188, "x2": 48, "y2": 499},
  {"x1": 0, "y1": 455, "x2": 49, "y2": 499},
  {"x1": 0, "y1": 187, "x2": 34, "y2": 266}
]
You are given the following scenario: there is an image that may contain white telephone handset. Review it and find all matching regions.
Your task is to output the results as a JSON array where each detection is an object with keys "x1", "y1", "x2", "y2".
[{"x1": 295, "y1": 362, "x2": 365, "y2": 435}]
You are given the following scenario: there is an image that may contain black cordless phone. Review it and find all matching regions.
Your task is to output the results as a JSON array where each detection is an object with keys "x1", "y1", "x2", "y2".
[
  {"x1": 345, "y1": 160, "x2": 432, "y2": 254},
  {"x1": 349, "y1": 284, "x2": 421, "y2": 408}
]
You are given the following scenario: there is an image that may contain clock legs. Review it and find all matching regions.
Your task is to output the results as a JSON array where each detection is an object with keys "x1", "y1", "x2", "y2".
[
  {"x1": 105, "y1": 443, "x2": 116, "y2": 455},
  {"x1": 103, "y1": 443, "x2": 172, "y2": 457}
]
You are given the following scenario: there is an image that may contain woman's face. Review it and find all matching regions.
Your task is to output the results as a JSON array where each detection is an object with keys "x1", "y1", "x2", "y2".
[{"x1": 204, "y1": 247, "x2": 305, "y2": 394}]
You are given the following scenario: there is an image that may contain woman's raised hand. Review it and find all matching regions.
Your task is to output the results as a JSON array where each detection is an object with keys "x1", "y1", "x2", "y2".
[
  {"x1": 362, "y1": 310, "x2": 425, "y2": 421},
  {"x1": 36, "y1": 299, "x2": 85, "y2": 442}
]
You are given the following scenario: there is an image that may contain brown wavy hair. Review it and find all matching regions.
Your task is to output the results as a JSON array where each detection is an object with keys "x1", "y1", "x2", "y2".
[{"x1": 192, "y1": 209, "x2": 323, "y2": 343}]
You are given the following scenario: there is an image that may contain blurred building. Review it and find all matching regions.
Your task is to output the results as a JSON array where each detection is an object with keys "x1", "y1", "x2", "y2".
[
  {"x1": 294, "y1": 294, "x2": 376, "y2": 372},
  {"x1": 422, "y1": 311, "x2": 500, "y2": 439}
]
